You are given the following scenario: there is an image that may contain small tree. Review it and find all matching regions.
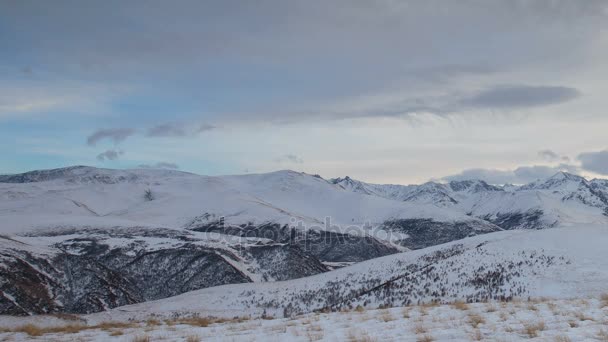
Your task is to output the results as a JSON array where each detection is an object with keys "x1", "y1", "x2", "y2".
[{"x1": 144, "y1": 188, "x2": 154, "y2": 201}]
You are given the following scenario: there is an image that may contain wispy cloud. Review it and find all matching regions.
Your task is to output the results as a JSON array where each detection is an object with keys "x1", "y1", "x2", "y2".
[
  {"x1": 146, "y1": 122, "x2": 216, "y2": 138},
  {"x1": 146, "y1": 123, "x2": 187, "y2": 137},
  {"x1": 461, "y1": 85, "x2": 580, "y2": 109},
  {"x1": 96, "y1": 149, "x2": 123, "y2": 161},
  {"x1": 538, "y1": 149, "x2": 570, "y2": 162},
  {"x1": 275, "y1": 154, "x2": 303, "y2": 164},
  {"x1": 87, "y1": 128, "x2": 135, "y2": 146}
]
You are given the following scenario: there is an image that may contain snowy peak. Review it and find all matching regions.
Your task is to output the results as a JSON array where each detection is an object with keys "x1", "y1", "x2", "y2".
[
  {"x1": 330, "y1": 176, "x2": 376, "y2": 195},
  {"x1": 330, "y1": 172, "x2": 608, "y2": 229},
  {"x1": 401, "y1": 182, "x2": 458, "y2": 206},
  {"x1": 521, "y1": 171, "x2": 587, "y2": 191}
]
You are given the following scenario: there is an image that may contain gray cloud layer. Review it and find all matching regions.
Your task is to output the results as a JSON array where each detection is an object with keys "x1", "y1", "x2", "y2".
[
  {"x1": 4, "y1": 1, "x2": 605, "y2": 124},
  {"x1": 578, "y1": 150, "x2": 608, "y2": 175},
  {"x1": 461, "y1": 85, "x2": 580, "y2": 109},
  {"x1": 87, "y1": 128, "x2": 135, "y2": 146}
]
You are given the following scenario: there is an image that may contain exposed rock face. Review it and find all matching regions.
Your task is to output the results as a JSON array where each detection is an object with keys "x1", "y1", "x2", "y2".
[{"x1": 0, "y1": 228, "x2": 329, "y2": 315}]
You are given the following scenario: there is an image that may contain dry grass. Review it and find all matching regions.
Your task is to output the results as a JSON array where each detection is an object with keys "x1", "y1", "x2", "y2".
[
  {"x1": 597, "y1": 329, "x2": 608, "y2": 342},
  {"x1": 379, "y1": 310, "x2": 395, "y2": 322},
  {"x1": 186, "y1": 334, "x2": 201, "y2": 342},
  {"x1": 131, "y1": 335, "x2": 150, "y2": 342},
  {"x1": 417, "y1": 335, "x2": 434, "y2": 342},
  {"x1": 402, "y1": 307, "x2": 411, "y2": 318},
  {"x1": 347, "y1": 330, "x2": 377, "y2": 342},
  {"x1": 355, "y1": 305, "x2": 365, "y2": 313},
  {"x1": 452, "y1": 301, "x2": 469, "y2": 311},
  {"x1": 176, "y1": 317, "x2": 212, "y2": 327},
  {"x1": 471, "y1": 329, "x2": 483, "y2": 341},
  {"x1": 146, "y1": 318, "x2": 161, "y2": 326},
  {"x1": 96, "y1": 322, "x2": 135, "y2": 331},
  {"x1": 414, "y1": 324, "x2": 428, "y2": 334},
  {"x1": 11, "y1": 323, "x2": 95, "y2": 336},
  {"x1": 522, "y1": 321, "x2": 546, "y2": 338},
  {"x1": 109, "y1": 330, "x2": 124, "y2": 336},
  {"x1": 554, "y1": 335, "x2": 572, "y2": 342},
  {"x1": 306, "y1": 327, "x2": 324, "y2": 341},
  {"x1": 468, "y1": 313, "x2": 486, "y2": 328},
  {"x1": 601, "y1": 293, "x2": 608, "y2": 308},
  {"x1": 12, "y1": 324, "x2": 44, "y2": 337}
]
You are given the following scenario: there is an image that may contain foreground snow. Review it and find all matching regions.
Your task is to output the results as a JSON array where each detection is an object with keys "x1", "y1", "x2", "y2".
[{"x1": 1, "y1": 297, "x2": 608, "y2": 341}]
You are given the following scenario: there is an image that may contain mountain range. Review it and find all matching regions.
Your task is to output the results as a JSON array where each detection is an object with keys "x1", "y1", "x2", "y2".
[{"x1": 1, "y1": 166, "x2": 607, "y2": 316}]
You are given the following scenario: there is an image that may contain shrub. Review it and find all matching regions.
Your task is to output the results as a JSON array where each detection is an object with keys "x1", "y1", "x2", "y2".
[
  {"x1": 452, "y1": 301, "x2": 469, "y2": 311},
  {"x1": 144, "y1": 189, "x2": 154, "y2": 201},
  {"x1": 523, "y1": 321, "x2": 546, "y2": 338},
  {"x1": 186, "y1": 335, "x2": 201, "y2": 342},
  {"x1": 468, "y1": 314, "x2": 485, "y2": 328}
]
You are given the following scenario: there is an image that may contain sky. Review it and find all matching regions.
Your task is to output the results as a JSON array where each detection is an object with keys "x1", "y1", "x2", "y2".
[{"x1": 1, "y1": 0, "x2": 608, "y2": 184}]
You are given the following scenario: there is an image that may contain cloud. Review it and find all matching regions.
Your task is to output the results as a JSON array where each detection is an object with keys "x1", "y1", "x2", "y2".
[
  {"x1": 137, "y1": 162, "x2": 179, "y2": 170},
  {"x1": 462, "y1": 85, "x2": 580, "y2": 109},
  {"x1": 276, "y1": 154, "x2": 303, "y2": 164},
  {"x1": 578, "y1": 150, "x2": 608, "y2": 175},
  {"x1": 538, "y1": 150, "x2": 571, "y2": 163},
  {"x1": 538, "y1": 150, "x2": 560, "y2": 161},
  {"x1": 87, "y1": 128, "x2": 135, "y2": 146},
  {"x1": 146, "y1": 122, "x2": 216, "y2": 137},
  {"x1": 197, "y1": 123, "x2": 216, "y2": 132},
  {"x1": 96, "y1": 149, "x2": 123, "y2": 161},
  {"x1": 443, "y1": 164, "x2": 580, "y2": 184},
  {"x1": 146, "y1": 123, "x2": 187, "y2": 137}
]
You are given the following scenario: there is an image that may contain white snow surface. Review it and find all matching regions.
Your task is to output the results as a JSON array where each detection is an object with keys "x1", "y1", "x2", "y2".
[
  {"x1": 2, "y1": 298, "x2": 608, "y2": 341},
  {"x1": 0, "y1": 166, "x2": 491, "y2": 235}
]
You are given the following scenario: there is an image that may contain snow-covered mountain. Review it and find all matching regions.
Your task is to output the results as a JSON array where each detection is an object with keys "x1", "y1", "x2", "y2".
[
  {"x1": 0, "y1": 166, "x2": 498, "y2": 315},
  {"x1": 332, "y1": 171, "x2": 608, "y2": 229},
  {"x1": 2, "y1": 165, "x2": 608, "y2": 316}
]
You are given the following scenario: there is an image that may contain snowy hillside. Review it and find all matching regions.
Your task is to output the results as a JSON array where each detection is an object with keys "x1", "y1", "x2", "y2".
[
  {"x1": 89, "y1": 224, "x2": 608, "y2": 321},
  {"x1": 0, "y1": 166, "x2": 492, "y2": 233}
]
